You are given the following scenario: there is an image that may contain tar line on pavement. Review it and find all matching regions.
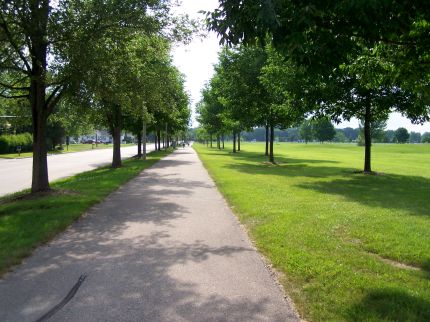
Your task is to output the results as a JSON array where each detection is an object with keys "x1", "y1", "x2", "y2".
[{"x1": 0, "y1": 146, "x2": 299, "y2": 322}]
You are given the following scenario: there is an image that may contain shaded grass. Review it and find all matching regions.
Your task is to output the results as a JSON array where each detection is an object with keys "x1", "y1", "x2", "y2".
[
  {"x1": 194, "y1": 142, "x2": 430, "y2": 322},
  {"x1": 0, "y1": 149, "x2": 171, "y2": 276},
  {"x1": 0, "y1": 143, "x2": 136, "y2": 159}
]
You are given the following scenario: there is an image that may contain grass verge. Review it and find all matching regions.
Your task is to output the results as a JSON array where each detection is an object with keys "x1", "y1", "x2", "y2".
[
  {"x1": 0, "y1": 149, "x2": 171, "y2": 276},
  {"x1": 194, "y1": 142, "x2": 430, "y2": 322},
  {"x1": 0, "y1": 143, "x2": 136, "y2": 159}
]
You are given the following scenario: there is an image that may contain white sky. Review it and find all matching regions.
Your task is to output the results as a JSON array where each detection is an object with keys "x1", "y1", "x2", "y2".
[
  {"x1": 172, "y1": 0, "x2": 430, "y2": 133},
  {"x1": 172, "y1": 0, "x2": 221, "y2": 127}
]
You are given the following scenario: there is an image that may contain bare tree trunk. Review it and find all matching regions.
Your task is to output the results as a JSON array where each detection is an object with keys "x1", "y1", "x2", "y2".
[
  {"x1": 165, "y1": 123, "x2": 168, "y2": 149},
  {"x1": 137, "y1": 133, "x2": 142, "y2": 157},
  {"x1": 31, "y1": 102, "x2": 50, "y2": 192},
  {"x1": 142, "y1": 121, "x2": 147, "y2": 160},
  {"x1": 30, "y1": 2, "x2": 50, "y2": 193},
  {"x1": 265, "y1": 125, "x2": 269, "y2": 156},
  {"x1": 158, "y1": 130, "x2": 161, "y2": 151},
  {"x1": 233, "y1": 132, "x2": 237, "y2": 153},
  {"x1": 269, "y1": 125, "x2": 275, "y2": 163},
  {"x1": 364, "y1": 100, "x2": 372, "y2": 173},
  {"x1": 112, "y1": 126, "x2": 122, "y2": 168},
  {"x1": 238, "y1": 131, "x2": 241, "y2": 151}
]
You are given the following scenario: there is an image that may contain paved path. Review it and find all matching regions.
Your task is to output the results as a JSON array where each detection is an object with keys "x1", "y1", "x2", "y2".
[
  {"x1": 0, "y1": 144, "x2": 154, "y2": 197},
  {"x1": 0, "y1": 147, "x2": 298, "y2": 321}
]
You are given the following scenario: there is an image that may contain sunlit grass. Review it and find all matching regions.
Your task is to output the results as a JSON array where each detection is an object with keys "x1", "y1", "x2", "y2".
[
  {"x1": 0, "y1": 149, "x2": 170, "y2": 276},
  {"x1": 194, "y1": 142, "x2": 430, "y2": 322}
]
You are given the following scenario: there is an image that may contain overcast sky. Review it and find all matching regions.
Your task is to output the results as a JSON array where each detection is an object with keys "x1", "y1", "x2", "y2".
[{"x1": 172, "y1": 0, "x2": 430, "y2": 133}]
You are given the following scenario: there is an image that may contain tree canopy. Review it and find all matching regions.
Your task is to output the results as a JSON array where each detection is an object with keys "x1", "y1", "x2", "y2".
[{"x1": 0, "y1": 0, "x2": 194, "y2": 191}]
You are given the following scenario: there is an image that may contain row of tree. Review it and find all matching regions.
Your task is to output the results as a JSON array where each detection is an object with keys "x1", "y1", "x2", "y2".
[
  {"x1": 198, "y1": 0, "x2": 429, "y2": 173},
  {"x1": 0, "y1": 0, "x2": 193, "y2": 193}
]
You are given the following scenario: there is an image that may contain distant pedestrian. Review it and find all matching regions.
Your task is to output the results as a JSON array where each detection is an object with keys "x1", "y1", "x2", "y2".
[{"x1": 182, "y1": 142, "x2": 185, "y2": 148}]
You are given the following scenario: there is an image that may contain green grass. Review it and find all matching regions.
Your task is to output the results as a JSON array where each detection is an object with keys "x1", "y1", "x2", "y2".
[
  {"x1": 194, "y1": 142, "x2": 430, "y2": 322},
  {"x1": 0, "y1": 143, "x2": 136, "y2": 159},
  {"x1": 0, "y1": 149, "x2": 170, "y2": 276}
]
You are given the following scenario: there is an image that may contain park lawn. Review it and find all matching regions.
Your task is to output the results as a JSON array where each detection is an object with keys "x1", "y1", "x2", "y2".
[
  {"x1": 0, "y1": 149, "x2": 171, "y2": 276},
  {"x1": 194, "y1": 142, "x2": 430, "y2": 322},
  {"x1": 0, "y1": 143, "x2": 136, "y2": 159}
]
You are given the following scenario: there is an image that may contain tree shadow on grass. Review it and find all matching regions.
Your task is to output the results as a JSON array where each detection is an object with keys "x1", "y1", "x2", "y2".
[
  {"x1": 207, "y1": 149, "x2": 340, "y2": 165},
  {"x1": 296, "y1": 172, "x2": 430, "y2": 217},
  {"x1": 422, "y1": 259, "x2": 430, "y2": 280},
  {"x1": 218, "y1": 150, "x2": 430, "y2": 216},
  {"x1": 347, "y1": 288, "x2": 430, "y2": 321}
]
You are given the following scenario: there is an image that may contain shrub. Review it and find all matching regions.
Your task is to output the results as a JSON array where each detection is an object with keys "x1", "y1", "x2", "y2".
[{"x1": 0, "y1": 133, "x2": 33, "y2": 154}]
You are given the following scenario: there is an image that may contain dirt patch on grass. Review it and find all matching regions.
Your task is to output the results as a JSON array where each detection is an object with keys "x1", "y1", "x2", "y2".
[
  {"x1": 369, "y1": 252, "x2": 421, "y2": 271},
  {"x1": 261, "y1": 161, "x2": 279, "y2": 166},
  {"x1": 352, "y1": 170, "x2": 385, "y2": 176},
  {"x1": 379, "y1": 256, "x2": 421, "y2": 271}
]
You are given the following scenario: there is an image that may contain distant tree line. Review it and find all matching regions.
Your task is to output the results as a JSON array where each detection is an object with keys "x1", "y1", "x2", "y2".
[{"x1": 193, "y1": 117, "x2": 430, "y2": 145}]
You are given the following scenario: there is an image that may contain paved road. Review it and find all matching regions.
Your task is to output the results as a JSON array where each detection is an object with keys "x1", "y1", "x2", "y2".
[
  {"x1": 0, "y1": 144, "x2": 155, "y2": 196},
  {"x1": 0, "y1": 146, "x2": 298, "y2": 321}
]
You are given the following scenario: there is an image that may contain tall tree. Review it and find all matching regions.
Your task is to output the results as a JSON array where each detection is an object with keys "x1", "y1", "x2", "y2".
[
  {"x1": 395, "y1": 127, "x2": 410, "y2": 144},
  {"x1": 312, "y1": 117, "x2": 335, "y2": 143},
  {"x1": 320, "y1": 53, "x2": 427, "y2": 173},
  {"x1": 421, "y1": 132, "x2": 430, "y2": 143},
  {"x1": 259, "y1": 44, "x2": 306, "y2": 162}
]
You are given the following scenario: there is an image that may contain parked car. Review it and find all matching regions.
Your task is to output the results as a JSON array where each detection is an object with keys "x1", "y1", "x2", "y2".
[{"x1": 83, "y1": 139, "x2": 95, "y2": 144}]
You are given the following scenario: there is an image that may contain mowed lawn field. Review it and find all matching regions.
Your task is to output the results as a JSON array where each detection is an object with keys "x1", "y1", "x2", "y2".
[{"x1": 194, "y1": 142, "x2": 430, "y2": 322}]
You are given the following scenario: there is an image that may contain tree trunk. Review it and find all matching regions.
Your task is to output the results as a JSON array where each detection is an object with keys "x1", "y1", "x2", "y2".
[
  {"x1": 165, "y1": 123, "x2": 168, "y2": 149},
  {"x1": 217, "y1": 135, "x2": 220, "y2": 149},
  {"x1": 210, "y1": 134, "x2": 213, "y2": 148},
  {"x1": 238, "y1": 131, "x2": 241, "y2": 151},
  {"x1": 269, "y1": 125, "x2": 275, "y2": 163},
  {"x1": 142, "y1": 121, "x2": 147, "y2": 160},
  {"x1": 364, "y1": 100, "x2": 372, "y2": 173},
  {"x1": 137, "y1": 133, "x2": 142, "y2": 158},
  {"x1": 31, "y1": 106, "x2": 50, "y2": 192},
  {"x1": 233, "y1": 132, "x2": 237, "y2": 153},
  {"x1": 265, "y1": 125, "x2": 269, "y2": 156},
  {"x1": 222, "y1": 135, "x2": 225, "y2": 149},
  {"x1": 30, "y1": 2, "x2": 50, "y2": 193},
  {"x1": 158, "y1": 130, "x2": 161, "y2": 151},
  {"x1": 112, "y1": 126, "x2": 122, "y2": 168}
]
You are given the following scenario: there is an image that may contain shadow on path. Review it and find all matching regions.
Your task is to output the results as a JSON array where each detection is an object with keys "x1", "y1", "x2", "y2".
[{"x1": 0, "y1": 148, "x2": 292, "y2": 321}]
